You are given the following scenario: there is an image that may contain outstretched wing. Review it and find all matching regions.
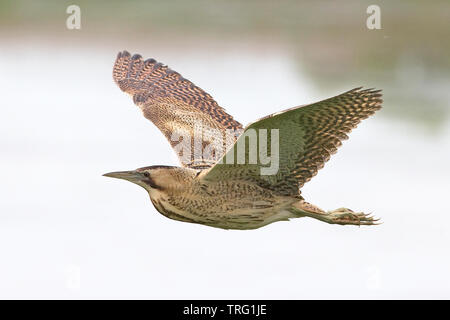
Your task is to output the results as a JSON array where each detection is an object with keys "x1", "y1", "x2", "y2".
[
  {"x1": 113, "y1": 51, "x2": 242, "y2": 169},
  {"x1": 201, "y1": 87, "x2": 383, "y2": 196}
]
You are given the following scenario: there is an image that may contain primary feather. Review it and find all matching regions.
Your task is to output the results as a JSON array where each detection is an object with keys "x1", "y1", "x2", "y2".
[
  {"x1": 113, "y1": 50, "x2": 242, "y2": 169},
  {"x1": 202, "y1": 87, "x2": 383, "y2": 196}
]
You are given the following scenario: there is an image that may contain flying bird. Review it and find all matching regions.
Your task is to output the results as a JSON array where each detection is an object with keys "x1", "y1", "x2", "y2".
[{"x1": 104, "y1": 50, "x2": 382, "y2": 230}]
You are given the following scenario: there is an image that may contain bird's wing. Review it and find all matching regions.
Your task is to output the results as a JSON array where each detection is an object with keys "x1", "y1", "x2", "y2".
[
  {"x1": 113, "y1": 51, "x2": 243, "y2": 169},
  {"x1": 200, "y1": 87, "x2": 382, "y2": 196}
]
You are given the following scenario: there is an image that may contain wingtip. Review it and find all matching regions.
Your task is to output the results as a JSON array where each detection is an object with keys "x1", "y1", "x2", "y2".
[
  {"x1": 122, "y1": 50, "x2": 131, "y2": 57},
  {"x1": 116, "y1": 50, "x2": 130, "y2": 59},
  {"x1": 144, "y1": 58, "x2": 156, "y2": 66},
  {"x1": 131, "y1": 53, "x2": 142, "y2": 60},
  {"x1": 355, "y1": 86, "x2": 383, "y2": 94}
]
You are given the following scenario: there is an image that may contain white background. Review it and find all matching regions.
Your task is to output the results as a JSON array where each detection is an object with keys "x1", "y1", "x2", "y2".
[{"x1": 0, "y1": 38, "x2": 449, "y2": 299}]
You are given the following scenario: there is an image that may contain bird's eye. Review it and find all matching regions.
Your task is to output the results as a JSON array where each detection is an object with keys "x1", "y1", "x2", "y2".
[{"x1": 143, "y1": 172, "x2": 150, "y2": 178}]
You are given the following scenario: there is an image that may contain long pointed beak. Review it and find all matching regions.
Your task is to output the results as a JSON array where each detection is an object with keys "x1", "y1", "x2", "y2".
[{"x1": 102, "y1": 170, "x2": 141, "y2": 181}]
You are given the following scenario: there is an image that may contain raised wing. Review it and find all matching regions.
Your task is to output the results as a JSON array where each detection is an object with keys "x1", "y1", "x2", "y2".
[
  {"x1": 201, "y1": 87, "x2": 383, "y2": 196},
  {"x1": 113, "y1": 51, "x2": 242, "y2": 169}
]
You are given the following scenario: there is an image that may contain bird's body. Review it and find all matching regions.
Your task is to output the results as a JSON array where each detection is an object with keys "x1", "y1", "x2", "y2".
[
  {"x1": 135, "y1": 166, "x2": 296, "y2": 229},
  {"x1": 104, "y1": 51, "x2": 383, "y2": 230}
]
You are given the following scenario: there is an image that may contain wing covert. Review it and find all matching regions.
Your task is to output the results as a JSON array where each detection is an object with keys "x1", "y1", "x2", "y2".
[{"x1": 201, "y1": 87, "x2": 383, "y2": 196}]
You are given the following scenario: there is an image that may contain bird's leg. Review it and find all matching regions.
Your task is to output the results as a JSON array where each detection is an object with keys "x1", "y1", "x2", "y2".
[
  {"x1": 324, "y1": 207, "x2": 379, "y2": 226},
  {"x1": 291, "y1": 202, "x2": 379, "y2": 226}
]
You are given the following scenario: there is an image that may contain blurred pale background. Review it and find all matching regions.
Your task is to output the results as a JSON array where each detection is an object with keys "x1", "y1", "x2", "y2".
[{"x1": 0, "y1": 0, "x2": 449, "y2": 298}]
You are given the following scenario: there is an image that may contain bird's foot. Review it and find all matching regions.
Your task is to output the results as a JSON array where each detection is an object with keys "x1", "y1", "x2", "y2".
[{"x1": 326, "y1": 208, "x2": 380, "y2": 226}]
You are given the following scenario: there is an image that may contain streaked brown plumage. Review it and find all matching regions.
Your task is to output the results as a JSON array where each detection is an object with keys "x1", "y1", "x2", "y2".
[
  {"x1": 104, "y1": 51, "x2": 383, "y2": 230},
  {"x1": 113, "y1": 51, "x2": 242, "y2": 168}
]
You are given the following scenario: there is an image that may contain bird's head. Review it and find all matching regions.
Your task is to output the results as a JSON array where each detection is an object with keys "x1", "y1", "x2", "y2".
[{"x1": 103, "y1": 165, "x2": 178, "y2": 192}]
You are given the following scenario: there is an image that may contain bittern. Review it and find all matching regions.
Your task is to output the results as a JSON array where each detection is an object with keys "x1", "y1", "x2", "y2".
[{"x1": 104, "y1": 51, "x2": 382, "y2": 230}]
